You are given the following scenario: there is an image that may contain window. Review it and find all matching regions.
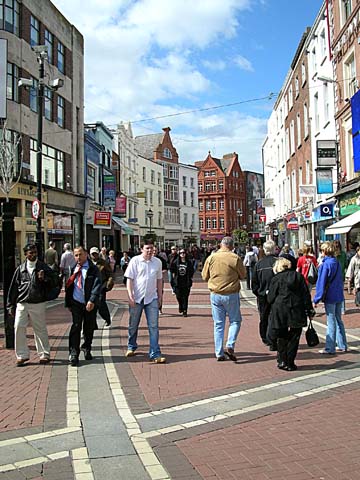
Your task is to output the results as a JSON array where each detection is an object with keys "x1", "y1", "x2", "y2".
[
  {"x1": 30, "y1": 78, "x2": 38, "y2": 112},
  {"x1": 151, "y1": 170, "x2": 155, "y2": 184},
  {"x1": 206, "y1": 218, "x2": 211, "y2": 229},
  {"x1": 190, "y1": 177, "x2": 194, "y2": 188},
  {"x1": 206, "y1": 200, "x2": 211, "y2": 210},
  {"x1": 211, "y1": 200, "x2": 216, "y2": 210},
  {"x1": 291, "y1": 120, "x2": 295, "y2": 154},
  {"x1": 205, "y1": 182, "x2": 211, "y2": 192},
  {"x1": 169, "y1": 165, "x2": 178, "y2": 179},
  {"x1": 157, "y1": 172, "x2": 161, "y2": 185},
  {"x1": 306, "y1": 160, "x2": 310, "y2": 184},
  {"x1": 218, "y1": 181, "x2": 224, "y2": 191},
  {"x1": 212, "y1": 218, "x2": 217, "y2": 229},
  {"x1": 345, "y1": 53, "x2": 356, "y2": 99},
  {"x1": 288, "y1": 85, "x2": 293, "y2": 110},
  {"x1": 199, "y1": 218, "x2": 204, "y2": 230},
  {"x1": 142, "y1": 167, "x2": 146, "y2": 181},
  {"x1": 57, "y1": 41, "x2": 65, "y2": 73},
  {"x1": 301, "y1": 62, "x2": 306, "y2": 86},
  {"x1": 340, "y1": 0, "x2": 352, "y2": 26},
  {"x1": 211, "y1": 181, "x2": 216, "y2": 191},
  {"x1": 320, "y1": 29, "x2": 326, "y2": 59},
  {"x1": 163, "y1": 147, "x2": 172, "y2": 159},
  {"x1": 149, "y1": 190, "x2": 153, "y2": 205},
  {"x1": 220, "y1": 200, "x2": 224, "y2": 210},
  {"x1": 296, "y1": 113, "x2": 301, "y2": 147},
  {"x1": 6, "y1": 62, "x2": 18, "y2": 102},
  {"x1": 30, "y1": 16, "x2": 39, "y2": 47},
  {"x1": 163, "y1": 163, "x2": 168, "y2": 178},
  {"x1": 184, "y1": 213, "x2": 188, "y2": 228},
  {"x1": 158, "y1": 191, "x2": 161, "y2": 205},
  {"x1": 323, "y1": 82, "x2": 330, "y2": 123},
  {"x1": 144, "y1": 188, "x2": 148, "y2": 205},
  {"x1": 295, "y1": 77, "x2": 299, "y2": 98},
  {"x1": 182, "y1": 175, "x2": 187, "y2": 186},
  {"x1": 44, "y1": 87, "x2": 53, "y2": 121},
  {"x1": 312, "y1": 47, "x2": 317, "y2": 74},
  {"x1": 285, "y1": 128, "x2": 289, "y2": 159},
  {"x1": 190, "y1": 192, "x2": 194, "y2": 207},
  {"x1": 1, "y1": 0, "x2": 19, "y2": 35},
  {"x1": 57, "y1": 95, "x2": 64, "y2": 127},
  {"x1": 220, "y1": 217, "x2": 224, "y2": 229},
  {"x1": 314, "y1": 93, "x2": 319, "y2": 132},
  {"x1": 199, "y1": 200, "x2": 203, "y2": 211},
  {"x1": 45, "y1": 29, "x2": 53, "y2": 63},
  {"x1": 30, "y1": 139, "x2": 64, "y2": 189},
  {"x1": 168, "y1": 184, "x2": 178, "y2": 201},
  {"x1": 198, "y1": 182, "x2": 203, "y2": 192},
  {"x1": 87, "y1": 165, "x2": 96, "y2": 200},
  {"x1": 183, "y1": 191, "x2": 187, "y2": 205},
  {"x1": 0, "y1": 128, "x2": 21, "y2": 176},
  {"x1": 303, "y1": 103, "x2": 309, "y2": 137}
]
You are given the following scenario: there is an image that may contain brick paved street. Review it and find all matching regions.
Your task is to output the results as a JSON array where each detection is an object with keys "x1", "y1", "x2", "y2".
[{"x1": 0, "y1": 273, "x2": 360, "y2": 479}]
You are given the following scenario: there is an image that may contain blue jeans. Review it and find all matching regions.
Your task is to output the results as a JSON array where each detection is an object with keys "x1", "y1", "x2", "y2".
[
  {"x1": 128, "y1": 298, "x2": 162, "y2": 359},
  {"x1": 210, "y1": 292, "x2": 242, "y2": 357},
  {"x1": 324, "y1": 302, "x2": 347, "y2": 353}
]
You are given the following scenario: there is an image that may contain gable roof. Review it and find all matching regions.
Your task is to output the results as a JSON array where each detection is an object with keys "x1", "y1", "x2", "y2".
[{"x1": 135, "y1": 133, "x2": 164, "y2": 159}]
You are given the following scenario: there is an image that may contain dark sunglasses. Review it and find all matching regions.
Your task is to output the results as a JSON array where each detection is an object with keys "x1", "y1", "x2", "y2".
[{"x1": 179, "y1": 251, "x2": 186, "y2": 254}]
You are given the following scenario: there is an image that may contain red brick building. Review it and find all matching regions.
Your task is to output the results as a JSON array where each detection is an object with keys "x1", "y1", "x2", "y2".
[{"x1": 196, "y1": 152, "x2": 246, "y2": 244}]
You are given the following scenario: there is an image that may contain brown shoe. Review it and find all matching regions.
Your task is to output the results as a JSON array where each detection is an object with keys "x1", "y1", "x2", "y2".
[
  {"x1": 16, "y1": 358, "x2": 29, "y2": 367},
  {"x1": 224, "y1": 348, "x2": 237, "y2": 362},
  {"x1": 125, "y1": 350, "x2": 136, "y2": 357},
  {"x1": 39, "y1": 355, "x2": 50, "y2": 364},
  {"x1": 150, "y1": 356, "x2": 166, "y2": 364}
]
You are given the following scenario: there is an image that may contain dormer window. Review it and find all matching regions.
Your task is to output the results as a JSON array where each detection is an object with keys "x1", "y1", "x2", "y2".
[{"x1": 163, "y1": 148, "x2": 172, "y2": 159}]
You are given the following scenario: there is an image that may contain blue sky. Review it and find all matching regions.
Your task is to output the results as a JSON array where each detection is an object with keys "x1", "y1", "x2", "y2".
[{"x1": 52, "y1": 0, "x2": 322, "y2": 172}]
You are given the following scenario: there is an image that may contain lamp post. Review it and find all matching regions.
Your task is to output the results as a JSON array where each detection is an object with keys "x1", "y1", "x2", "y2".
[
  {"x1": 236, "y1": 209, "x2": 243, "y2": 228},
  {"x1": 147, "y1": 208, "x2": 154, "y2": 234}
]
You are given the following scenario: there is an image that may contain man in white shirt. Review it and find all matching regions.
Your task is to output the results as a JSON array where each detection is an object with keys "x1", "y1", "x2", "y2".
[{"x1": 125, "y1": 241, "x2": 165, "y2": 363}]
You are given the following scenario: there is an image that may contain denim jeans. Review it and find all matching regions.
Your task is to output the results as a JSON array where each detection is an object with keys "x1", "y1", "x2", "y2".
[
  {"x1": 128, "y1": 298, "x2": 162, "y2": 359},
  {"x1": 324, "y1": 302, "x2": 347, "y2": 353},
  {"x1": 210, "y1": 292, "x2": 242, "y2": 357}
]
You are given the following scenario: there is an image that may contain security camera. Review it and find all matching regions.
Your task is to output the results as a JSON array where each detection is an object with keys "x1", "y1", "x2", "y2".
[
  {"x1": 32, "y1": 45, "x2": 48, "y2": 55},
  {"x1": 18, "y1": 78, "x2": 33, "y2": 88},
  {"x1": 49, "y1": 78, "x2": 64, "y2": 90}
]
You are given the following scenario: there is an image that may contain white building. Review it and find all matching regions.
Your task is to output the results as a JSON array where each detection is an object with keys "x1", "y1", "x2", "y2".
[{"x1": 179, "y1": 163, "x2": 199, "y2": 246}]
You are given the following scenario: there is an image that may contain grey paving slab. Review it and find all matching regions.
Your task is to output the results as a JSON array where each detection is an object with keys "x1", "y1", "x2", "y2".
[
  {"x1": 92, "y1": 455, "x2": 150, "y2": 480},
  {"x1": 83, "y1": 417, "x2": 127, "y2": 437},
  {"x1": 30, "y1": 431, "x2": 84, "y2": 455},
  {"x1": 86, "y1": 434, "x2": 135, "y2": 458},
  {"x1": 0, "y1": 443, "x2": 42, "y2": 465},
  {"x1": 300, "y1": 373, "x2": 355, "y2": 387},
  {"x1": 138, "y1": 405, "x2": 214, "y2": 432}
]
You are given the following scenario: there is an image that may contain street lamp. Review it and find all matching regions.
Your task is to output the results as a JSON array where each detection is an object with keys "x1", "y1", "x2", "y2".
[
  {"x1": 18, "y1": 45, "x2": 64, "y2": 259},
  {"x1": 237, "y1": 209, "x2": 243, "y2": 228},
  {"x1": 147, "y1": 208, "x2": 154, "y2": 234}
]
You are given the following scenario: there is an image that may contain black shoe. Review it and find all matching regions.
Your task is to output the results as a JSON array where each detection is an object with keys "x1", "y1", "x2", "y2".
[
  {"x1": 286, "y1": 364, "x2": 297, "y2": 371},
  {"x1": 183, "y1": 311, "x2": 187, "y2": 317},
  {"x1": 105, "y1": 320, "x2": 111, "y2": 327},
  {"x1": 277, "y1": 362, "x2": 287, "y2": 370},
  {"x1": 82, "y1": 348, "x2": 93, "y2": 361},
  {"x1": 216, "y1": 355, "x2": 226, "y2": 361},
  {"x1": 179, "y1": 309, "x2": 183, "y2": 314},
  {"x1": 269, "y1": 344, "x2": 277, "y2": 351},
  {"x1": 69, "y1": 354, "x2": 79, "y2": 367}
]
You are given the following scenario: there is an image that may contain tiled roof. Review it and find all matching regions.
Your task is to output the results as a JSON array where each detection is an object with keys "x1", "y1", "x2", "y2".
[{"x1": 135, "y1": 133, "x2": 164, "y2": 159}]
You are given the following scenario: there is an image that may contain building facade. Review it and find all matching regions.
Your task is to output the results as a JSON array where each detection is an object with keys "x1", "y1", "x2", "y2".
[{"x1": 179, "y1": 162, "x2": 199, "y2": 246}]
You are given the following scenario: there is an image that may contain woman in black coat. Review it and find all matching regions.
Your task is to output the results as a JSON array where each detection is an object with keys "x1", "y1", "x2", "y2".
[
  {"x1": 171, "y1": 249, "x2": 194, "y2": 317},
  {"x1": 267, "y1": 257, "x2": 314, "y2": 371}
]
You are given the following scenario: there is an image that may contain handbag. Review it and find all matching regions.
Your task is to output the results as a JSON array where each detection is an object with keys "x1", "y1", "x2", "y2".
[
  {"x1": 305, "y1": 318, "x2": 319, "y2": 347},
  {"x1": 307, "y1": 261, "x2": 318, "y2": 285}
]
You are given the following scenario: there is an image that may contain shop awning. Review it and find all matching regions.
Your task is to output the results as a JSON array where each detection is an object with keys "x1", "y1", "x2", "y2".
[
  {"x1": 112, "y1": 217, "x2": 134, "y2": 235},
  {"x1": 325, "y1": 210, "x2": 360, "y2": 235}
]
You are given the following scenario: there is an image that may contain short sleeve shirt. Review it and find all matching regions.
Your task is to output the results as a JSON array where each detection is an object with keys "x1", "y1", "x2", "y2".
[{"x1": 125, "y1": 255, "x2": 162, "y2": 304}]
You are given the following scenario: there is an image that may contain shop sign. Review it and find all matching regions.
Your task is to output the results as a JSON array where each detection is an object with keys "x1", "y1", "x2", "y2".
[
  {"x1": 261, "y1": 198, "x2": 274, "y2": 207},
  {"x1": 287, "y1": 216, "x2": 299, "y2": 231},
  {"x1": 339, "y1": 193, "x2": 360, "y2": 216},
  {"x1": 299, "y1": 185, "x2": 316, "y2": 197},
  {"x1": 94, "y1": 211, "x2": 112, "y2": 229},
  {"x1": 47, "y1": 213, "x2": 72, "y2": 234},
  {"x1": 114, "y1": 195, "x2": 126, "y2": 215},
  {"x1": 103, "y1": 173, "x2": 116, "y2": 207},
  {"x1": 320, "y1": 204, "x2": 334, "y2": 217},
  {"x1": 317, "y1": 140, "x2": 337, "y2": 167},
  {"x1": 316, "y1": 168, "x2": 333, "y2": 194},
  {"x1": 278, "y1": 222, "x2": 285, "y2": 232},
  {"x1": 259, "y1": 214, "x2": 266, "y2": 223}
]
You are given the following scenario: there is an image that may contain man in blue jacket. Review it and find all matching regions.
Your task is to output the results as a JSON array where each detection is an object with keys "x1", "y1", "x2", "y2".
[{"x1": 313, "y1": 241, "x2": 347, "y2": 354}]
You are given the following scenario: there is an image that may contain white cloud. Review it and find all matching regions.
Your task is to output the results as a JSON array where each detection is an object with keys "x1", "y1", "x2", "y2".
[
  {"x1": 234, "y1": 54, "x2": 254, "y2": 72},
  {"x1": 202, "y1": 59, "x2": 227, "y2": 71}
]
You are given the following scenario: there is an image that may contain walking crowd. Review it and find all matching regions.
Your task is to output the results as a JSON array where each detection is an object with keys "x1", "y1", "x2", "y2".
[{"x1": 6, "y1": 236, "x2": 356, "y2": 371}]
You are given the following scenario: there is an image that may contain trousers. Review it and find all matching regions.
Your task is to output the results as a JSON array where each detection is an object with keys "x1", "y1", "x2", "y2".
[
  {"x1": 69, "y1": 300, "x2": 97, "y2": 355},
  {"x1": 15, "y1": 302, "x2": 50, "y2": 360}
]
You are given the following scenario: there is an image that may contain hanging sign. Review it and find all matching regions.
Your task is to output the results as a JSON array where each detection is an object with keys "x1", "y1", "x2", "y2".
[{"x1": 31, "y1": 199, "x2": 41, "y2": 220}]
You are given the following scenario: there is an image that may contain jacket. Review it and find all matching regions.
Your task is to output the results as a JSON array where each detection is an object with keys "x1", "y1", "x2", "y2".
[
  {"x1": 7, "y1": 260, "x2": 56, "y2": 307},
  {"x1": 313, "y1": 256, "x2": 344, "y2": 304},
  {"x1": 252, "y1": 255, "x2": 277, "y2": 297},
  {"x1": 201, "y1": 250, "x2": 246, "y2": 294},
  {"x1": 65, "y1": 262, "x2": 102, "y2": 307},
  {"x1": 267, "y1": 270, "x2": 313, "y2": 329},
  {"x1": 346, "y1": 254, "x2": 360, "y2": 289},
  {"x1": 94, "y1": 257, "x2": 114, "y2": 291},
  {"x1": 171, "y1": 258, "x2": 194, "y2": 289}
]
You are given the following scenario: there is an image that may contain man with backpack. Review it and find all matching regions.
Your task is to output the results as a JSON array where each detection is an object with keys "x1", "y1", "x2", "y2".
[{"x1": 243, "y1": 246, "x2": 258, "y2": 289}]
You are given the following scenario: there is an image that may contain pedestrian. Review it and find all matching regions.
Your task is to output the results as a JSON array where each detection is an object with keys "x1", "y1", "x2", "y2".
[
  {"x1": 120, "y1": 251, "x2": 131, "y2": 285},
  {"x1": 167, "y1": 246, "x2": 178, "y2": 294},
  {"x1": 313, "y1": 241, "x2": 348, "y2": 354},
  {"x1": 201, "y1": 236, "x2": 246, "y2": 361},
  {"x1": 334, "y1": 240, "x2": 347, "y2": 314},
  {"x1": 7, "y1": 243, "x2": 56, "y2": 366},
  {"x1": 279, "y1": 244, "x2": 297, "y2": 270},
  {"x1": 243, "y1": 246, "x2": 258, "y2": 289},
  {"x1": 191, "y1": 245, "x2": 201, "y2": 273},
  {"x1": 125, "y1": 240, "x2": 166, "y2": 363},
  {"x1": 99, "y1": 246, "x2": 109, "y2": 262},
  {"x1": 65, "y1": 246, "x2": 102, "y2": 366},
  {"x1": 89, "y1": 247, "x2": 114, "y2": 327},
  {"x1": 154, "y1": 246, "x2": 168, "y2": 314},
  {"x1": 346, "y1": 245, "x2": 360, "y2": 306},
  {"x1": 108, "y1": 250, "x2": 117, "y2": 272},
  {"x1": 267, "y1": 258, "x2": 314, "y2": 371},
  {"x1": 171, "y1": 248, "x2": 194, "y2": 317},
  {"x1": 252, "y1": 240, "x2": 278, "y2": 350},
  {"x1": 44, "y1": 241, "x2": 59, "y2": 270},
  {"x1": 60, "y1": 243, "x2": 76, "y2": 287},
  {"x1": 296, "y1": 244, "x2": 318, "y2": 290}
]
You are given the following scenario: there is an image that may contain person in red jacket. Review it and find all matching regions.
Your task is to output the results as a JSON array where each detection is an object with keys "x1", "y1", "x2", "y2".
[{"x1": 296, "y1": 243, "x2": 318, "y2": 290}]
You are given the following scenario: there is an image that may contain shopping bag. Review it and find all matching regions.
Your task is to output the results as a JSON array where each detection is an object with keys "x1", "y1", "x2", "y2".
[{"x1": 305, "y1": 318, "x2": 319, "y2": 347}]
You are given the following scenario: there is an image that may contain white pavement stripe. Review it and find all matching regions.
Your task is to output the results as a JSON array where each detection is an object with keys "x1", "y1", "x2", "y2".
[
  {"x1": 134, "y1": 375, "x2": 360, "y2": 440},
  {"x1": 0, "y1": 451, "x2": 70, "y2": 473},
  {"x1": 102, "y1": 307, "x2": 170, "y2": 480},
  {"x1": 311, "y1": 320, "x2": 360, "y2": 351}
]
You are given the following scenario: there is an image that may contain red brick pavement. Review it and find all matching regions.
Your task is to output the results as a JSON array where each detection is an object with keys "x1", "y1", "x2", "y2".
[
  {"x1": 115, "y1": 276, "x2": 360, "y2": 407},
  {"x1": 0, "y1": 303, "x2": 71, "y2": 432},
  {"x1": 177, "y1": 388, "x2": 360, "y2": 480}
]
